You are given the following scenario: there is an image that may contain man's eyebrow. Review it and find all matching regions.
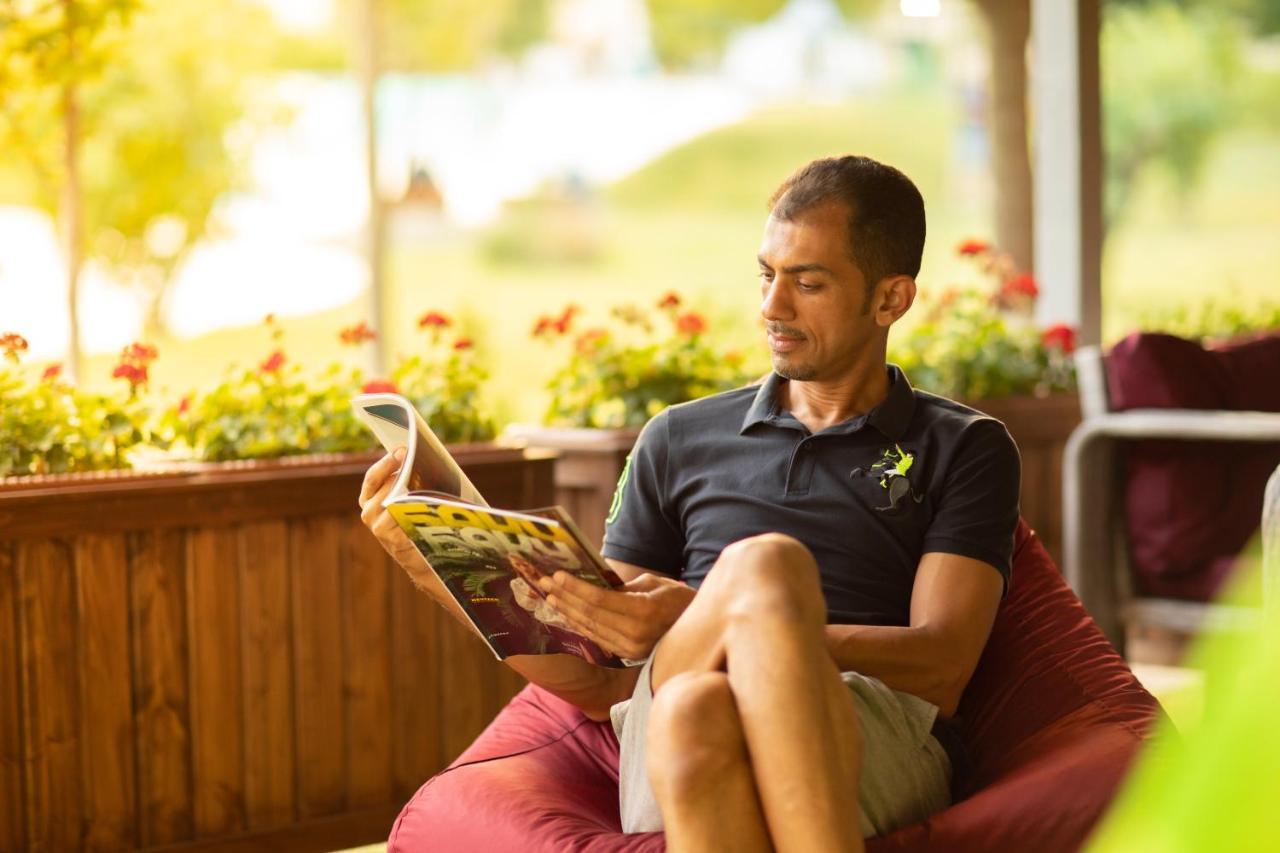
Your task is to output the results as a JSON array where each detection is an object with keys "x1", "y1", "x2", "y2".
[{"x1": 757, "y1": 256, "x2": 834, "y2": 276}]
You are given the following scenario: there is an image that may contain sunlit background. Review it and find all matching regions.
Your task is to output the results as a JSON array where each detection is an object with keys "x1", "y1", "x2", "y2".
[{"x1": 2, "y1": 0, "x2": 1277, "y2": 423}]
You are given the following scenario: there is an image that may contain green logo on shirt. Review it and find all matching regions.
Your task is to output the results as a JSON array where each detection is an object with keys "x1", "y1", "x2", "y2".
[{"x1": 606, "y1": 453, "x2": 633, "y2": 527}]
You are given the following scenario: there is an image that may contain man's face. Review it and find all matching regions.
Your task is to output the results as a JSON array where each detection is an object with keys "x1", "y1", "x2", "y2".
[{"x1": 756, "y1": 200, "x2": 877, "y2": 382}]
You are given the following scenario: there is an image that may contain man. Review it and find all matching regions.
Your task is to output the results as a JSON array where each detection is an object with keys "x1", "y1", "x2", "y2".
[{"x1": 360, "y1": 155, "x2": 1019, "y2": 852}]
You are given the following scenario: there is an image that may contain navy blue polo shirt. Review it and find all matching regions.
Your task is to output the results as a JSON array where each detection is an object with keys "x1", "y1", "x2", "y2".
[{"x1": 600, "y1": 366, "x2": 1021, "y2": 626}]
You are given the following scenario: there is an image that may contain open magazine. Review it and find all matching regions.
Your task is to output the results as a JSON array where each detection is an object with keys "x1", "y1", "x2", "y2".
[{"x1": 352, "y1": 393, "x2": 627, "y2": 668}]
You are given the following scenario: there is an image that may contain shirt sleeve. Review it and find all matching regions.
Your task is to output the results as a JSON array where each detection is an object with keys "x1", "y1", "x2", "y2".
[
  {"x1": 921, "y1": 418, "x2": 1021, "y2": 593},
  {"x1": 600, "y1": 409, "x2": 684, "y2": 576}
]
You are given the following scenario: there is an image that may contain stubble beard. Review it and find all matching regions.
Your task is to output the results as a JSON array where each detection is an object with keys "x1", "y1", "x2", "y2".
[{"x1": 771, "y1": 353, "x2": 818, "y2": 382}]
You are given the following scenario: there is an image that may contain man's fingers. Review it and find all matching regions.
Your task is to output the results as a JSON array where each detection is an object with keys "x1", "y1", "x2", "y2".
[
  {"x1": 358, "y1": 447, "x2": 405, "y2": 505},
  {"x1": 547, "y1": 596, "x2": 645, "y2": 659},
  {"x1": 360, "y1": 466, "x2": 402, "y2": 522},
  {"x1": 544, "y1": 571, "x2": 651, "y2": 621},
  {"x1": 546, "y1": 585, "x2": 640, "y2": 636},
  {"x1": 621, "y1": 573, "x2": 667, "y2": 593}
]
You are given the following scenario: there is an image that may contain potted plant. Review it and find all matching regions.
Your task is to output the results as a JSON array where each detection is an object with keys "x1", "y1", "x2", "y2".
[
  {"x1": 889, "y1": 239, "x2": 1083, "y2": 562},
  {"x1": 506, "y1": 293, "x2": 755, "y2": 546}
]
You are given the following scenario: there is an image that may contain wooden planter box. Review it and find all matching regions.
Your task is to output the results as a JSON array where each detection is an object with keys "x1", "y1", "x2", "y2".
[
  {"x1": 0, "y1": 446, "x2": 554, "y2": 852},
  {"x1": 509, "y1": 393, "x2": 1081, "y2": 565}
]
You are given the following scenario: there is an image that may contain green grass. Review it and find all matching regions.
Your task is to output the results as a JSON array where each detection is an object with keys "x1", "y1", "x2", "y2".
[{"x1": 57, "y1": 93, "x2": 1280, "y2": 428}]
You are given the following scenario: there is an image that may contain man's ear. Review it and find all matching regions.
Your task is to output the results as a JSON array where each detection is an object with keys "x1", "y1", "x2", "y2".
[{"x1": 872, "y1": 275, "x2": 917, "y2": 327}]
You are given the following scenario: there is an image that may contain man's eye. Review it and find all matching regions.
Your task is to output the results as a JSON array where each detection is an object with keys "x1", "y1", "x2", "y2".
[{"x1": 797, "y1": 281, "x2": 820, "y2": 292}]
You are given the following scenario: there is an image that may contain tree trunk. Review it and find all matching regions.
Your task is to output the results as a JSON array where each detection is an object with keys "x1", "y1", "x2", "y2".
[
  {"x1": 61, "y1": 76, "x2": 85, "y2": 383},
  {"x1": 973, "y1": 0, "x2": 1034, "y2": 274},
  {"x1": 358, "y1": 0, "x2": 388, "y2": 374}
]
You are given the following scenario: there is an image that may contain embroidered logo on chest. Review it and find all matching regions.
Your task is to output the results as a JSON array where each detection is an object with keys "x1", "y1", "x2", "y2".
[{"x1": 850, "y1": 444, "x2": 924, "y2": 513}]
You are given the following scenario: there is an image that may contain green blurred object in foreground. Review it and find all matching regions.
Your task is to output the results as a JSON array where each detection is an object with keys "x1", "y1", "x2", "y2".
[{"x1": 1088, "y1": 541, "x2": 1279, "y2": 852}]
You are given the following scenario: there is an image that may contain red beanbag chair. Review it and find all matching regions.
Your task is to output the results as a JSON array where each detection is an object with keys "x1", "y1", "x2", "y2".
[{"x1": 389, "y1": 521, "x2": 1161, "y2": 852}]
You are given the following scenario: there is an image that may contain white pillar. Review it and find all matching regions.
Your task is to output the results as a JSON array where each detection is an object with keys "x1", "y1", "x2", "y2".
[{"x1": 1031, "y1": 0, "x2": 1102, "y2": 346}]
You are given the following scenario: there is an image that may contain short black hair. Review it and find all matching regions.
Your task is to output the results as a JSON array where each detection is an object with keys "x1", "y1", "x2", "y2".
[{"x1": 768, "y1": 156, "x2": 926, "y2": 290}]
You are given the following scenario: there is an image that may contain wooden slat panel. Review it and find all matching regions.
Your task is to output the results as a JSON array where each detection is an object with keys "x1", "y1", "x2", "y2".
[
  {"x1": 436, "y1": 616, "x2": 496, "y2": 766},
  {"x1": 238, "y1": 520, "x2": 295, "y2": 830},
  {"x1": 77, "y1": 534, "x2": 138, "y2": 850},
  {"x1": 189, "y1": 528, "x2": 246, "y2": 837},
  {"x1": 0, "y1": 543, "x2": 26, "y2": 851},
  {"x1": 289, "y1": 516, "x2": 347, "y2": 819},
  {"x1": 19, "y1": 539, "x2": 83, "y2": 850},
  {"x1": 341, "y1": 522, "x2": 393, "y2": 808},
  {"x1": 389, "y1": 571, "x2": 442, "y2": 798},
  {"x1": 131, "y1": 529, "x2": 194, "y2": 846}
]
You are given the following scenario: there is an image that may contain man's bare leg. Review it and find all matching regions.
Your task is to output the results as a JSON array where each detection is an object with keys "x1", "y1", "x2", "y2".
[
  {"x1": 647, "y1": 534, "x2": 864, "y2": 853},
  {"x1": 647, "y1": 671, "x2": 772, "y2": 853}
]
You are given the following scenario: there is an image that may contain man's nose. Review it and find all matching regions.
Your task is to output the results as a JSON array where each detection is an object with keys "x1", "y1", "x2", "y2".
[{"x1": 760, "y1": 279, "x2": 793, "y2": 321}]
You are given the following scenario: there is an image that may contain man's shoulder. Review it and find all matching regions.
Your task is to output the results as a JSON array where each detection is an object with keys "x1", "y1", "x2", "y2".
[
  {"x1": 663, "y1": 383, "x2": 763, "y2": 429},
  {"x1": 913, "y1": 389, "x2": 1010, "y2": 435}
]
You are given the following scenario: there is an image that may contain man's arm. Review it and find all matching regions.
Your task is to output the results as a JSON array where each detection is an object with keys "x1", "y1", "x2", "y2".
[
  {"x1": 824, "y1": 551, "x2": 1003, "y2": 718},
  {"x1": 359, "y1": 449, "x2": 642, "y2": 721}
]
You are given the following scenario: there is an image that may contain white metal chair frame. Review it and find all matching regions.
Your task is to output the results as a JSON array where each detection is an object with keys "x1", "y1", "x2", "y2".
[{"x1": 1062, "y1": 346, "x2": 1280, "y2": 651}]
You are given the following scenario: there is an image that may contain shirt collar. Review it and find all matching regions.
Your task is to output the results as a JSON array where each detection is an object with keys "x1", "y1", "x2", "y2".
[{"x1": 739, "y1": 364, "x2": 916, "y2": 440}]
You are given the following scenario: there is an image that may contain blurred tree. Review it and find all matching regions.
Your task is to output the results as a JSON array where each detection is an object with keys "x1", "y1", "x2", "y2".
[
  {"x1": 0, "y1": 0, "x2": 278, "y2": 377},
  {"x1": 0, "y1": 0, "x2": 135, "y2": 381},
  {"x1": 644, "y1": 0, "x2": 885, "y2": 70},
  {"x1": 337, "y1": 0, "x2": 549, "y2": 370},
  {"x1": 1110, "y1": 0, "x2": 1280, "y2": 36},
  {"x1": 645, "y1": 0, "x2": 785, "y2": 69},
  {"x1": 1102, "y1": 2, "x2": 1241, "y2": 227}
]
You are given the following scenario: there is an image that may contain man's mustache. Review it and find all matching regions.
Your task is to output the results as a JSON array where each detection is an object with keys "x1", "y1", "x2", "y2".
[{"x1": 765, "y1": 324, "x2": 806, "y2": 339}]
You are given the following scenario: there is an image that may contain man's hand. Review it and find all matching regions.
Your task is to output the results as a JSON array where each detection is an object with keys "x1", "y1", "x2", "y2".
[
  {"x1": 358, "y1": 447, "x2": 420, "y2": 570},
  {"x1": 539, "y1": 571, "x2": 695, "y2": 661}
]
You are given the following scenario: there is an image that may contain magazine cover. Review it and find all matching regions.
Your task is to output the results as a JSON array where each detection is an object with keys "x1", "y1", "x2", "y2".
[{"x1": 387, "y1": 494, "x2": 625, "y2": 668}]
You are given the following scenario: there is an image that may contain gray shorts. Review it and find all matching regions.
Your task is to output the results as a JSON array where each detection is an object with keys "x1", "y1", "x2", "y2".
[{"x1": 609, "y1": 654, "x2": 952, "y2": 838}]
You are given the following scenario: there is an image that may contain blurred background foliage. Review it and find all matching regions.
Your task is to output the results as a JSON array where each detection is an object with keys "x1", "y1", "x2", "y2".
[{"x1": 0, "y1": 0, "x2": 1276, "y2": 431}]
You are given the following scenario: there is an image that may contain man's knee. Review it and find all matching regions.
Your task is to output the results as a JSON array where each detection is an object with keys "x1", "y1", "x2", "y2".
[
  {"x1": 647, "y1": 672, "x2": 748, "y2": 796},
  {"x1": 710, "y1": 533, "x2": 825, "y2": 622}
]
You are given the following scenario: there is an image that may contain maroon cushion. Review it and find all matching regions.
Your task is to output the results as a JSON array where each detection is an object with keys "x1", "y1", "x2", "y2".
[
  {"x1": 389, "y1": 522, "x2": 1160, "y2": 853},
  {"x1": 1106, "y1": 332, "x2": 1280, "y2": 601}
]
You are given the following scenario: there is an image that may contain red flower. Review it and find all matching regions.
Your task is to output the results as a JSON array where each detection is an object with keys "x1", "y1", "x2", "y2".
[
  {"x1": 552, "y1": 304, "x2": 580, "y2": 336},
  {"x1": 676, "y1": 311, "x2": 707, "y2": 336},
  {"x1": 112, "y1": 363, "x2": 148, "y2": 386},
  {"x1": 339, "y1": 321, "x2": 377, "y2": 345},
  {"x1": 177, "y1": 395, "x2": 191, "y2": 415},
  {"x1": 418, "y1": 311, "x2": 452, "y2": 330},
  {"x1": 259, "y1": 349, "x2": 286, "y2": 373},
  {"x1": 1001, "y1": 272, "x2": 1039, "y2": 300},
  {"x1": 264, "y1": 313, "x2": 276, "y2": 325},
  {"x1": 1041, "y1": 323, "x2": 1077, "y2": 354},
  {"x1": 957, "y1": 239, "x2": 990, "y2": 257},
  {"x1": 532, "y1": 316, "x2": 555, "y2": 338},
  {"x1": 1, "y1": 331, "x2": 29, "y2": 363},
  {"x1": 453, "y1": 338, "x2": 474, "y2": 351},
  {"x1": 657, "y1": 291, "x2": 681, "y2": 310},
  {"x1": 41, "y1": 363, "x2": 62, "y2": 382},
  {"x1": 121, "y1": 342, "x2": 159, "y2": 365},
  {"x1": 361, "y1": 379, "x2": 398, "y2": 394}
]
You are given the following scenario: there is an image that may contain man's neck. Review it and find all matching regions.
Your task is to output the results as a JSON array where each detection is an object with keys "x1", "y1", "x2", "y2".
[{"x1": 779, "y1": 360, "x2": 890, "y2": 434}]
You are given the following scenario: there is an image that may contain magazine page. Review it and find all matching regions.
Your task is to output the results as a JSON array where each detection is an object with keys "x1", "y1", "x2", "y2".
[
  {"x1": 351, "y1": 392, "x2": 487, "y2": 506},
  {"x1": 386, "y1": 495, "x2": 624, "y2": 668}
]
